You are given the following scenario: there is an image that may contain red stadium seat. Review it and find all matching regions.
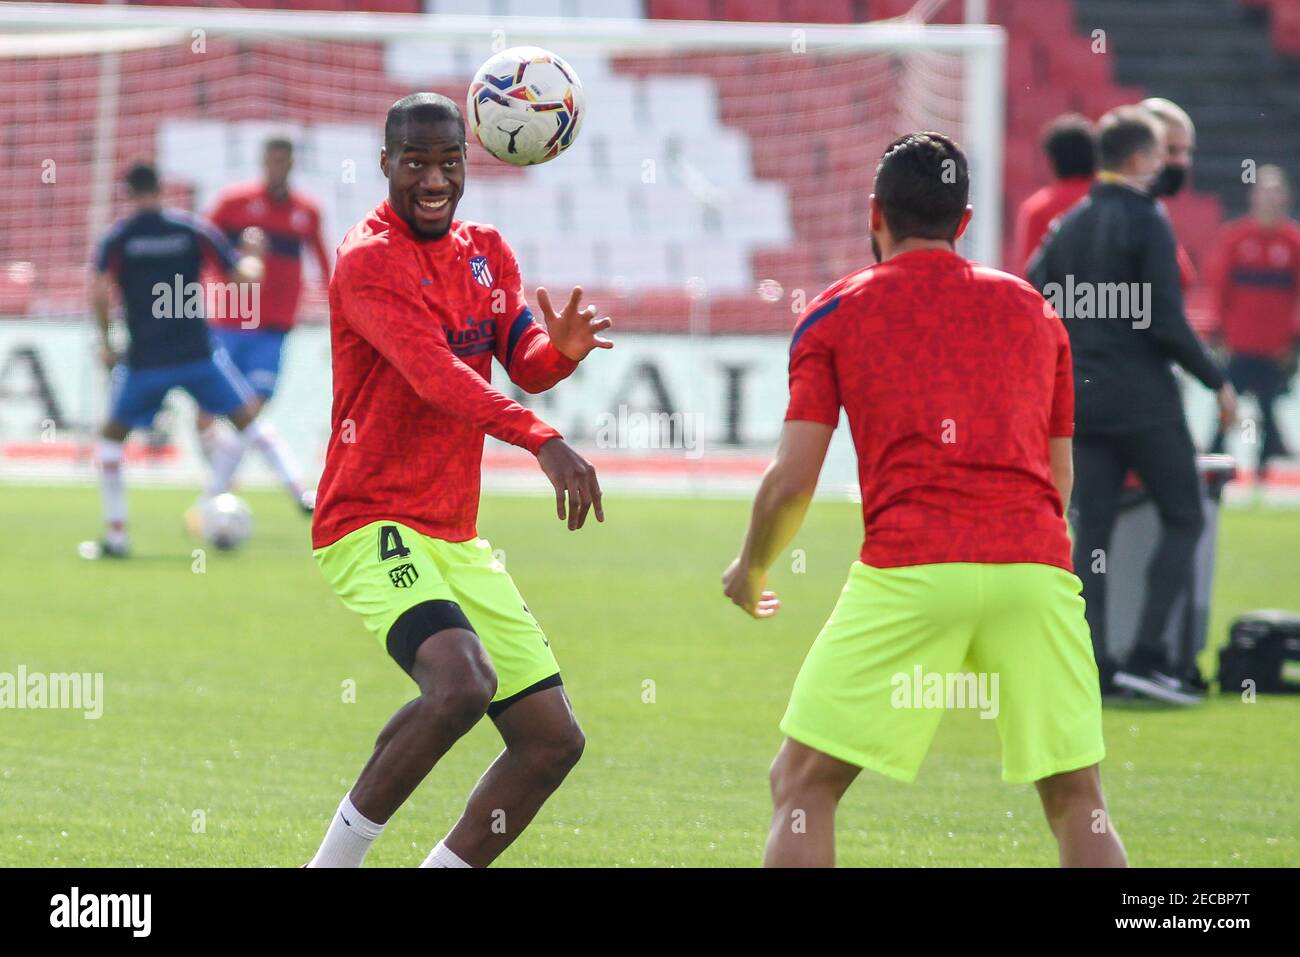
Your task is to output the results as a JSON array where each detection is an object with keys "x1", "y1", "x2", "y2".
[
  {"x1": 782, "y1": 0, "x2": 856, "y2": 23},
  {"x1": 1076, "y1": 83, "x2": 1146, "y2": 118},
  {"x1": 721, "y1": 0, "x2": 784, "y2": 21},
  {"x1": 363, "y1": 0, "x2": 422, "y2": 11},
  {"x1": 645, "y1": 0, "x2": 719, "y2": 20}
]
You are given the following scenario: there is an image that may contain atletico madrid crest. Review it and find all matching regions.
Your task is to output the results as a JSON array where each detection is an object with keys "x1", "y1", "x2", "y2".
[{"x1": 469, "y1": 255, "x2": 493, "y2": 288}]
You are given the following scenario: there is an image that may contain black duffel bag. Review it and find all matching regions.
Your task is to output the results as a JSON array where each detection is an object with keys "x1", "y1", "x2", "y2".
[{"x1": 1218, "y1": 610, "x2": 1300, "y2": 694}]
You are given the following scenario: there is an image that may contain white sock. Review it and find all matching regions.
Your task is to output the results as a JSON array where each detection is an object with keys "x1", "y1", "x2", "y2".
[
  {"x1": 242, "y1": 418, "x2": 305, "y2": 502},
  {"x1": 420, "y1": 840, "x2": 471, "y2": 868},
  {"x1": 306, "y1": 794, "x2": 384, "y2": 868},
  {"x1": 204, "y1": 424, "x2": 247, "y2": 499},
  {"x1": 198, "y1": 419, "x2": 241, "y2": 470},
  {"x1": 96, "y1": 438, "x2": 127, "y2": 547}
]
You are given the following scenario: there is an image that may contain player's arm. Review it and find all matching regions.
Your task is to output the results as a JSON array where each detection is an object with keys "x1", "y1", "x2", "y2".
[
  {"x1": 309, "y1": 209, "x2": 333, "y2": 284},
  {"x1": 90, "y1": 231, "x2": 119, "y2": 368},
  {"x1": 724, "y1": 305, "x2": 840, "y2": 618},
  {"x1": 1139, "y1": 210, "x2": 1235, "y2": 425},
  {"x1": 1140, "y1": 211, "x2": 1223, "y2": 387},
  {"x1": 1047, "y1": 305, "x2": 1076, "y2": 508},
  {"x1": 723, "y1": 420, "x2": 833, "y2": 618},
  {"x1": 1026, "y1": 223, "x2": 1055, "y2": 293},
  {"x1": 1012, "y1": 199, "x2": 1035, "y2": 277},
  {"x1": 1205, "y1": 229, "x2": 1231, "y2": 349},
  {"x1": 196, "y1": 213, "x2": 264, "y2": 285},
  {"x1": 90, "y1": 272, "x2": 117, "y2": 368},
  {"x1": 1050, "y1": 437, "x2": 1073, "y2": 506},
  {"x1": 346, "y1": 258, "x2": 603, "y2": 528}
]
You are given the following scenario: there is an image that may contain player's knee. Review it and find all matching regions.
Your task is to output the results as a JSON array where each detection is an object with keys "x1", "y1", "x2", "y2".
[
  {"x1": 1036, "y1": 766, "x2": 1103, "y2": 822},
  {"x1": 422, "y1": 683, "x2": 494, "y2": 731},
  {"x1": 418, "y1": 666, "x2": 497, "y2": 731},
  {"x1": 768, "y1": 748, "x2": 810, "y2": 805},
  {"x1": 555, "y1": 723, "x2": 586, "y2": 773},
  {"x1": 525, "y1": 723, "x2": 585, "y2": 785}
]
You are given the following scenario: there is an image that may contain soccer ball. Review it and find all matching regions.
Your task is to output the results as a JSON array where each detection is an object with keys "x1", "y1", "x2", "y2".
[
  {"x1": 467, "y1": 46, "x2": 584, "y2": 166},
  {"x1": 196, "y1": 493, "x2": 253, "y2": 551}
]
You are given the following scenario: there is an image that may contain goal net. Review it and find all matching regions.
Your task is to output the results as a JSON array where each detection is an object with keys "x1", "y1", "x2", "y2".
[{"x1": 0, "y1": 3, "x2": 1005, "y2": 492}]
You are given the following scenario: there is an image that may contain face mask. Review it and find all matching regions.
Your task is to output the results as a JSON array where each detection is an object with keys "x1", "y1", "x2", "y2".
[
  {"x1": 1149, "y1": 164, "x2": 1187, "y2": 197},
  {"x1": 871, "y1": 234, "x2": 882, "y2": 264}
]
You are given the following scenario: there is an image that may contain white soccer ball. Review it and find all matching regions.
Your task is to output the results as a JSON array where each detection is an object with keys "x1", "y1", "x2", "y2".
[
  {"x1": 467, "y1": 46, "x2": 584, "y2": 166},
  {"x1": 199, "y1": 493, "x2": 253, "y2": 551}
]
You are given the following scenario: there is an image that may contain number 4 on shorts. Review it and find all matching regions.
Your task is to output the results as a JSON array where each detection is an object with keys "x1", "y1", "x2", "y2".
[{"x1": 378, "y1": 525, "x2": 411, "y2": 561}]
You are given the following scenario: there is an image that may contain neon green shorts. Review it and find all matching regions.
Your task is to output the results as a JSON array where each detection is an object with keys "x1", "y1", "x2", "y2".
[
  {"x1": 780, "y1": 562, "x2": 1105, "y2": 784},
  {"x1": 313, "y1": 521, "x2": 559, "y2": 702}
]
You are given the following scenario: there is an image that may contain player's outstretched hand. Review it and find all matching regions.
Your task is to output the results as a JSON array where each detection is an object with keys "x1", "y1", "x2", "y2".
[
  {"x1": 722, "y1": 558, "x2": 781, "y2": 619},
  {"x1": 537, "y1": 437, "x2": 604, "y2": 531},
  {"x1": 537, "y1": 286, "x2": 613, "y2": 362}
]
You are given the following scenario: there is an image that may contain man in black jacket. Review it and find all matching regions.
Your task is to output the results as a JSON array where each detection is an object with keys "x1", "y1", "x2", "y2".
[{"x1": 1029, "y1": 106, "x2": 1236, "y2": 705}]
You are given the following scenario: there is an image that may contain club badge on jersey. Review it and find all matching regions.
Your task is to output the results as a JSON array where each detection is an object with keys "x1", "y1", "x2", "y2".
[{"x1": 469, "y1": 255, "x2": 493, "y2": 288}]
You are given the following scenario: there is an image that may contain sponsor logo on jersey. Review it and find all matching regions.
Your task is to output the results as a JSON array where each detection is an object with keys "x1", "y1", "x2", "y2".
[{"x1": 447, "y1": 315, "x2": 497, "y2": 358}]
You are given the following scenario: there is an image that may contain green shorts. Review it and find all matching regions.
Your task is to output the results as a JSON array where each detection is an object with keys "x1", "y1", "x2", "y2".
[
  {"x1": 314, "y1": 521, "x2": 559, "y2": 702},
  {"x1": 781, "y1": 562, "x2": 1105, "y2": 784}
]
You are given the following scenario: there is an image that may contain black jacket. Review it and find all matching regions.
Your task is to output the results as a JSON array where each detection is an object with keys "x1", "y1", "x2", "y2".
[{"x1": 1028, "y1": 181, "x2": 1224, "y2": 434}]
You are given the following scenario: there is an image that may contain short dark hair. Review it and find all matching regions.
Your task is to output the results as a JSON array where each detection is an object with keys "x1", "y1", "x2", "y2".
[
  {"x1": 873, "y1": 131, "x2": 970, "y2": 242},
  {"x1": 385, "y1": 92, "x2": 465, "y2": 150},
  {"x1": 124, "y1": 162, "x2": 160, "y2": 196},
  {"x1": 1042, "y1": 113, "x2": 1096, "y2": 179},
  {"x1": 264, "y1": 136, "x2": 294, "y2": 154},
  {"x1": 1097, "y1": 106, "x2": 1160, "y2": 171}
]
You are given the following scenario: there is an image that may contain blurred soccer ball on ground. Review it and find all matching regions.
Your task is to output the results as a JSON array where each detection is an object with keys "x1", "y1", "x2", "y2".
[{"x1": 186, "y1": 493, "x2": 254, "y2": 551}]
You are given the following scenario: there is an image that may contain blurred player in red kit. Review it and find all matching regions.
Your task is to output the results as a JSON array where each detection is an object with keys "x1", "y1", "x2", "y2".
[
  {"x1": 1208, "y1": 164, "x2": 1300, "y2": 482},
  {"x1": 198, "y1": 136, "x2": 331, "y2": 511},
  {"x1": 1012, "y1": 113, "x2": 1096, "y2": 276}
]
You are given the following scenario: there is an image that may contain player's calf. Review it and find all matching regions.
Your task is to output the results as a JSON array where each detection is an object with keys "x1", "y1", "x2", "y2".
[
  {"x1": 503, "y1": 711, "x2": 585, "y2": 793},
  {"x1": 764, "y1": 738, "x2": 860, "y2": 868},
  {"x1": 1035, "y1": 764, "x2": 1127, "y2": 867},
  {"x1": 348, "y1": 626, "x2": 497, "y2": 821},
  {"x1": 431, "y1": 684, "x2": 582, "y2": 867}
]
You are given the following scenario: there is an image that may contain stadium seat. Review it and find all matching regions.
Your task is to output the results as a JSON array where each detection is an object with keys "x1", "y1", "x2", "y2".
[
  {"x1": 486, "y1": 183, "x2": 564, "y2": 242},
  {"x1": 384, "y1": 40, "x2": 483, "y2": 84},
  {"x1": 529, "y1": 240, "x2": 601, "y2": 291},
  {"x1": 604, "y1": 239, "x2": 674, "y2": 289},
  {"x1": 720, "y1": 0, "x2": 783, "y2": 22},
  {"x1": 563, "y1": 186, "x2": 637, "y2": 238},
  {"x1": 645, "y1": 0, "x2": 718, "y2": 20},
  {"x1": 642, "y1": 76, "x2": 721, "y2": 134},
  {"x1": 783, "y1": 0, "x2": 856, "y2": 23},
  {"x1": 670, "y1": 242, "x2": 752, "y2": 291},
  {"x1": 572, "y1": 0, "x2": 643, "y2": 17},
  {"x1": 717, "y1": 182, "x2": 791, "y2": 245}
]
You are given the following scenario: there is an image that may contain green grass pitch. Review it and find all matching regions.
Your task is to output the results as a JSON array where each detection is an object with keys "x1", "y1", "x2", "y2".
[{"x1": 2, "y1": 485, "x2": 1297, "y2": 867}]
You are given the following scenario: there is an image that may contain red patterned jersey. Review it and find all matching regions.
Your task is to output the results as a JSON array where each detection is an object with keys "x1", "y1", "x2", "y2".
[
  {"x1": 1207, "y1": 216, "x2": 1300, "y2": 358},
  {"x1": 208, "y1": 182, "x2": 332, "y2": 330},
  {"x1": 312, "y1": 201, "x2": 576, "y2": 548},
  {"x1": 1013, "y1": 175, "x2": 1092, "y2": 276},
  {"x1": 786, "y1": 249, "x2": 1075, "y2": 571}
]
